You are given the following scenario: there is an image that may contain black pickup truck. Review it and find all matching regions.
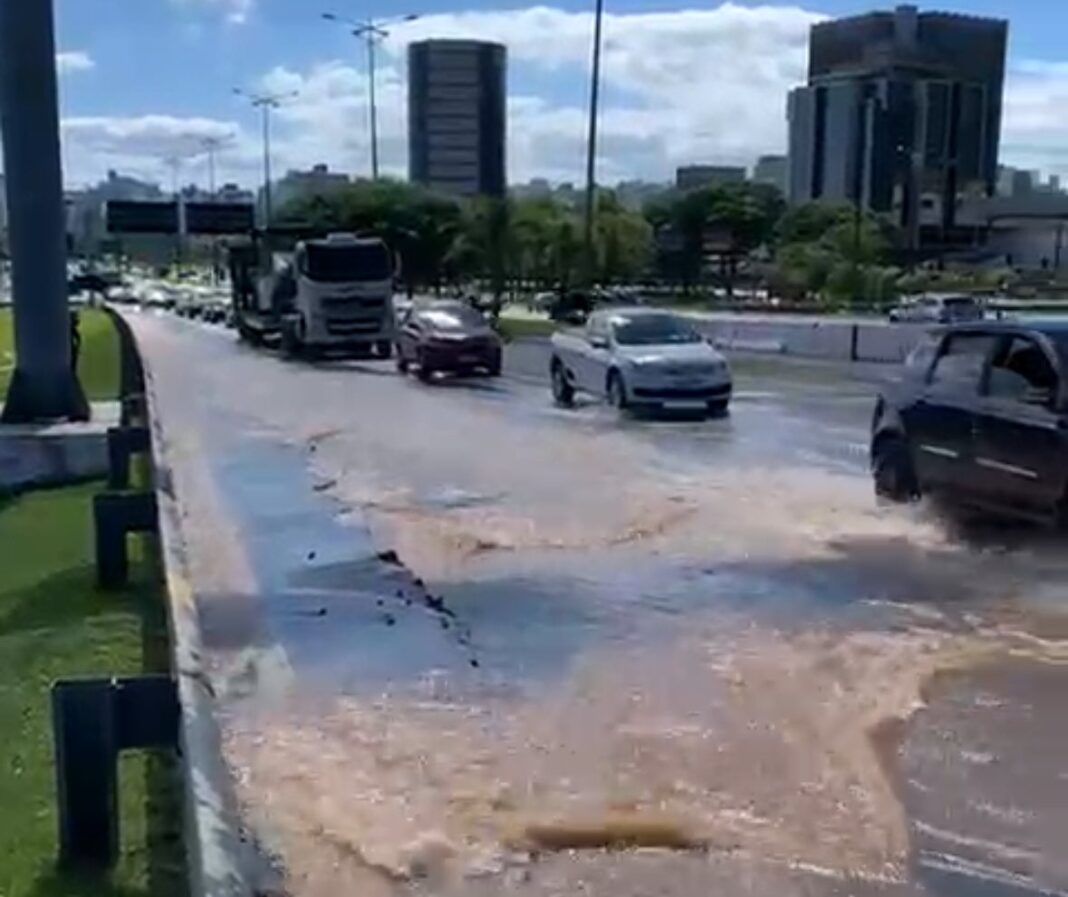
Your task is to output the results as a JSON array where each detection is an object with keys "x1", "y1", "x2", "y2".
[{"x1": 871, "y1": 320, "x2": 1068, "y2": 523}]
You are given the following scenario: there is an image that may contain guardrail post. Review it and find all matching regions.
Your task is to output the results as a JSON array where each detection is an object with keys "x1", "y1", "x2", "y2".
[
  {"x1": 53, "y1": 680, "x2": 118, "y2": 869},
  {"x1": 93, "y1": 491, "x2": 158, "y2": 589},
  {"x1": 52, "y1": 677, "x2": 179, "y2": 871},
  {"x1": 106, "y1": 426, "x2": 151, "y2": 490},
  {"x1": 120, "y1": 392, "x2": 147, "y2": 427}
]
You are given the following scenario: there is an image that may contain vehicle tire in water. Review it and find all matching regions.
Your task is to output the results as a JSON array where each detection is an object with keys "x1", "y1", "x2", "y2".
[
  {"x1": 396, "y1": 351, "x2": 409, "y2": 374},
  {"x1": 706, "y1": 399, "x2": 730, "y2": 418},
  {"x1": 281, "y1": 321, "x2": 301, "y2": 359},
  {"x1": 872, "y1": 434, "x2": 919, "y2": 501},
  {"x1": 551, "y1": 360, "x2": 574, "y2": 407},
  {"x1": 607, "y1": 370, "x2": 628, "y2": 411},
  {"x1": 375, "y1": 340, "x2": 393, "y2": 360},
  {"x1": 417, "y1": 352, "x2": 434, "y2": 383}
]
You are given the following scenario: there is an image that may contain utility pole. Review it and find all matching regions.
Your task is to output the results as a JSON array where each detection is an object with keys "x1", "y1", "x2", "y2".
[
  {"x1": 201, "y1": 135, "x2": 233, "y2": 284},
  {"x1": 323, "y1": 12, "x2": 419, "y2": 180},
  {"x1": 583, "y1": 0, "x2": 605, "y2": 287},
  {"x1": 0, "y1": 0, "x2": 88, "y2": 422},
  {"x1": 234, "y1": 88, "x2": 296, "y2": 227}
]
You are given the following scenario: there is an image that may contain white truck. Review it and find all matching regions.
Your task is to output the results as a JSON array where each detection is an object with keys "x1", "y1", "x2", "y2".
[
  {"x1": 231, "y1": 232, "x2": 396, "y2": 359},
  {"x1": 549, "y1": 307, "x2": 733, "y2": 417}
]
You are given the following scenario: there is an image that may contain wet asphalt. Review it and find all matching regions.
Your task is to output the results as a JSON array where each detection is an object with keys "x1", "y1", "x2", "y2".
[{"x1": 127, "y1": 310, "x2": 1068, "y2": 897}]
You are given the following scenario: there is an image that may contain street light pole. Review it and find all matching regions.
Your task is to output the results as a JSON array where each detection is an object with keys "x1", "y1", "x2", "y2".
[
  {"x1": 234, "y1": 88, "x2": 297, "y2": 227},
  {"x1": 367, "y1": 31, "x2": 379, "y2": 180},
  {"x1": 583, "y1": 0, "x2": 605, "y2": 286},
  {"x1": 261, "y1": 102, "x2": 273, "y2": 223},
  {"x1": 323, "y1": 12, "x2": 419, "y2": 180}
]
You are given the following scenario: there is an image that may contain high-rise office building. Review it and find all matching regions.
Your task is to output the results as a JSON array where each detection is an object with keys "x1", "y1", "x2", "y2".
[
  {"x1": 753, "y1": 155, "x2": 788, "y2": 193},
  {"x1": 408, "y1": 39, "x2": 506, "y2": 198},
  {"x1": 786, "y1": 5, "x2": 1008, "y2": 246}
]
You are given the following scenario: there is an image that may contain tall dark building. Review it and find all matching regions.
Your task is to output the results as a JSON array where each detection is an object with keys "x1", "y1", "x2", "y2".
[
  {"x1": 408, "y1": 39, "x2": 506, "y2": 198},
  {"x1": 786, "y1": 5, "x2": 1007, "y2": 246}
]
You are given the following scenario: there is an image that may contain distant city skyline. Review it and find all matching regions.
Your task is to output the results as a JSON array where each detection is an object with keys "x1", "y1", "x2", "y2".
[{"x1": 47, "y1": 1, "x2": 1068, "y2": 192}]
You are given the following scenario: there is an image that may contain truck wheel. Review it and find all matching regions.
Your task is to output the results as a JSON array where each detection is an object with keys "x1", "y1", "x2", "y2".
[
  {"x1": 550, "y1": 359, "x2": 574, "y2": 407},
  {"x1": 872, "y1": 434, "x2": 919, "y2": 502},
  {"x1": 281, "y1": 320, "x2": 302, "y2": 359},
  {"x1": 375, "y1": 340, "x2": 393, "y2": 360},
  {"x1": 396, "y1": 352, "x2": 409, "y2": 374},
  {"x1": 706, "y1": 399, "x2": 730, "y2": 418},
  {"x1": 607, "y1": 370, "x2": 628, "y2": 411}
]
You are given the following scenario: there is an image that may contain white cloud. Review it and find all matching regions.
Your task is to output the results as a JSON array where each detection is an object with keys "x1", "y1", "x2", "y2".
[
  {"x1": 61, "y1": 114, "x2": 255, "y2": 188},
  {"x1": 239, "y1": 3, "x2": 822, "y2": 187},
  {"x1": 57, "y1": 51, "x2": 95, "y2": 75},
  {"x1": 171, "y1": 0, "x2": 253, "y2": 25},
  {"x1": 1002, "y1": 61, "x2": 1068, "y2": 179},
  {"x1": 58, "y1": 4, "x2": 1068, "y2": 190}
]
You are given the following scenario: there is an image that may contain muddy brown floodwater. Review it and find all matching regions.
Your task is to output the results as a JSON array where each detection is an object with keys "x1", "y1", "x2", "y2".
[{"x1": 130, "y1": 312, "x2": 1068, "y2": 897}]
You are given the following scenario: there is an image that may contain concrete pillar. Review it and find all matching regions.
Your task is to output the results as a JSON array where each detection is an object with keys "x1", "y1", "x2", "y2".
[{"x1": 0, "y1": 0, "x2": 88, "y2": 422}]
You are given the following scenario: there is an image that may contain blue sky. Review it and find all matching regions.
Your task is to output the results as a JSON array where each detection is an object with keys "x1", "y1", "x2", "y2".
[{"x1": 51, "y1": 1, "x2": 1068, "y2": 189}]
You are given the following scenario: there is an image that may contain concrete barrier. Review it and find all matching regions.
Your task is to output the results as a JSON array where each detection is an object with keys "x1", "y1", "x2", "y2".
[
  {"x1": 854, "y1": 323, "x2": 926, "y2": 363},
  {"x1": 689, "y1": 313, "x2": 927, "y2": 366},
  {"x1": 108, "y1": 308, "x2": 256, "y2": 897},
  {"x1": 0, "y1": 402, "x2": 119, "y2": 492}
]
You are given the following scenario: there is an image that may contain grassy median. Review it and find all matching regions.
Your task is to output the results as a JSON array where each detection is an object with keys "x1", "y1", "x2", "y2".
[
  {"x1": 0, "y1": 307, "x2": 120, "y2": 405},
  {"x1": 0, "y1": 483, "x2": 186, "y2": 897}
]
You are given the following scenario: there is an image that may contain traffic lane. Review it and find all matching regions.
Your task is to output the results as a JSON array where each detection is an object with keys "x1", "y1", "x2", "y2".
[
  {"x1": 505, "y1": 335, "x2": 880, "y2": 472},
  {"x1": 130, "y1": 311, "x2": 1068, "y2": 897}
]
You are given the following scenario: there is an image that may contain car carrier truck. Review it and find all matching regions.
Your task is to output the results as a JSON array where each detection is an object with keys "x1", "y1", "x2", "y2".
[{"x1": 229, "y1": 231, "x2": 395, "y2": 358}]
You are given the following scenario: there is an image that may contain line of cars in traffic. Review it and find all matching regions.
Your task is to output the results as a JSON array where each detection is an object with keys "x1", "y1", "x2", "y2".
[{"x1": 107, "y1": 271, "x2": 1068, "y2": 525}]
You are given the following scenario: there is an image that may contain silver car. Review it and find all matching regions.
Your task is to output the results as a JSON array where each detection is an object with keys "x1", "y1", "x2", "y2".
[
  {"x1": 888, "y1": 293, "x2": 984, "y2": 324},
  {"x1": 549, "y1": 308, "x2": 733, "y2": 416}
]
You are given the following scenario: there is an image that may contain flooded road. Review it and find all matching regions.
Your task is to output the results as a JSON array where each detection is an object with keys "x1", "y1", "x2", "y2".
[{"x1": 129, "y1": 312, "x2": 1068, "y2": 897}]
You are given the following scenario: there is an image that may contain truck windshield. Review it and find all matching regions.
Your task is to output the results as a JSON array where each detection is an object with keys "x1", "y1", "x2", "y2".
[
  {"x1": 613, "y1": 314, "x2": 702, "y2": 346},
  {"x1": 302, "y1": 243, "x2": 391, "y2": 283}
]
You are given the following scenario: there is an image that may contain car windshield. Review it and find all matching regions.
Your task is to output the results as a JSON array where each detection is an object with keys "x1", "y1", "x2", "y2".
[
  {"x1": 302, "y1": 243, "x2": 391, "y2": 283},
  {"x1": 420, "y1": 306, "x2": 485, "y2": 330},
  {"x1": 612, "y1": 314, "x2": 702, "y2": 346}
]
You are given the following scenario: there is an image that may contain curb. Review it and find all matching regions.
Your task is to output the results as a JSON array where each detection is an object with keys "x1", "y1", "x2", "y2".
[{"x1": 106, "y1": 308, "x2": 256, "y2": 897}]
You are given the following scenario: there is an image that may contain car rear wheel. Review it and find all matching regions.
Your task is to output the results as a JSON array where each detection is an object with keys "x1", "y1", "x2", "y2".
[
  {"x1": 551, "y1": 360, "x2": 574, "y2": 407},
  {"x1": 872, "y1": 434, "x2": 919, "y2": 502},
  {"x1": 607, "y1": 371, "x2": 628, "y2": 411},
  {"x1": 417, "y1": 351, "x2": 434, "y2": 383}
]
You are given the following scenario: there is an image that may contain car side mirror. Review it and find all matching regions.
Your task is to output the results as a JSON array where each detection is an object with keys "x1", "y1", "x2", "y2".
[{"x1": 588, "y1": 335, "x2": 609, "y2": 350}]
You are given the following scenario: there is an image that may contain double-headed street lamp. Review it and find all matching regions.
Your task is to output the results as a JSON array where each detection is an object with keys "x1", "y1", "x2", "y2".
[
  {"x1": 233, "y1": 87, "x2": 298, "y2": 226},
  {"x1": 322, "y1": 11, "x2": 419, "y2": 180}
]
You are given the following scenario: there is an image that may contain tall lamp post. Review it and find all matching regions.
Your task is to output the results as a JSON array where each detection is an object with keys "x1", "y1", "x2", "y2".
[
  {"x1": 583, "y1": 0, "x2": 605, "y2": 286},
  {"x1": 322, "y1": 11, "x2": 419, "y2": 180},
  {"x1": 234, "y1": 88, "x2": 297, "y2": 227},
  {"x1": 201, "y1": 135, "x2": 235, "y2": 200}
]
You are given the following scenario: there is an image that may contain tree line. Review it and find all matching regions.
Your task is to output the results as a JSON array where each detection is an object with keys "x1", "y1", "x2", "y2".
[{"x1": 277, "y1": 177, "x2": 977, "y2": 307}]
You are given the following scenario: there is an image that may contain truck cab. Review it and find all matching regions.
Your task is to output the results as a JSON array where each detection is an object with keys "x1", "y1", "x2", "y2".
[
  {"x1": 282, "y1": 233, "x2": 395, "y2": 358},
  {"x1": 231, "y1": 231, "x2": 395, "y2": 358}
]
